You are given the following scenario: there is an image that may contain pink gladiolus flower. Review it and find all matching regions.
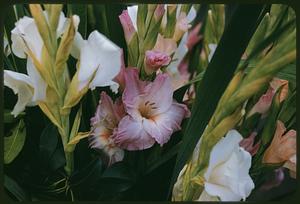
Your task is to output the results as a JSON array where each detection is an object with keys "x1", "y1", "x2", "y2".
[
  {"x1": 113, "y1": 69, "x2": 190, "y2": 150},
  {"x1": 119, "y1": 10, "x2": 136, "y2": 44},
  {"x1": 239, "y1": 132, "x2": 261, "y2": 156},
  {"x1": 249, "y1": 78, "x2": 289, "y2": 117},
  {"x1": 263, "y1": 120, "x2": 296, "y2": 164},
  {"x1": 89, "y1": 92, "x2": 126, "y2": 165},
  {"x1": 144, "y1": 50, "x2": 171, "y2": 74}
]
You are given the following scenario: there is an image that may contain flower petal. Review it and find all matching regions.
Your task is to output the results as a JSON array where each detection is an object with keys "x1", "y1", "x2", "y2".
[
  {"x1": 143, "y1": 102, "x2": 189, "y2": 145},
  {"x1": 204, "y1": 130, "x2": 243, "y2": 180},
  {"x1": 80, "y1": 31, "x2": 122, "y2": 91},
  {"x1": 113, "y1": 115, "x2": 155, "y2": 150},
  {"x1": 26, "y1": 58, "x2": 47, "y2": 102},
  {"x1": 143, "y1": 73, "x2": 173, "y2": 114},
  {"x1": 127, "y1": 5, "x2": 138, "y2": 31},
  {"x1": 70, "y1": 32, "x2": 84, "y2": 59},
  {"x1": 205, "y1": 183, "x2": 241, "y2": 201},
  {"x1": 4, "y1": 70, "x2": 35, "y2": 117},
  {"x1": 11, "y1": 16, "x2": 43, "y2": 60}
]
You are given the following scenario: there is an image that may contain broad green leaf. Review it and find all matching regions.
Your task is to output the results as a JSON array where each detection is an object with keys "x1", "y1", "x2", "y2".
[
  {"x1": 169, "y1": 5, "x2": 265, "y2": 197},
  {"x1": 39, "y1": 124, "x2": 66, "y2": 172},
  {"x1": 4, "y1": 119, "x2": 26, "y2": 164}
]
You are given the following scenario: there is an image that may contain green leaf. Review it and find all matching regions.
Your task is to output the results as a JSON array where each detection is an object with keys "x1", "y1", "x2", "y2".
[
  {"x1": 39, "y1": 124, "x2": 66, "y2": 172},
  {"x1": 169, "y1": 5, "x2": 265, "y2": 197},
  {"x1": 67, "y1": 4, "x2": 87, "y2": 38},
  {"x1": 4, "y1": 175, "x2": 30, "y2": 201},
  {"x1": 4, "y1": 119, "x2": 26, "y2": 164}
]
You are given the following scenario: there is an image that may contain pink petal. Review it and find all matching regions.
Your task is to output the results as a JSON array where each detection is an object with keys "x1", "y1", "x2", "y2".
[
  {"x1": 113, "y1": 115, "x2": 156, "y2": 150},
  {"x1": 144, "y1": 50, "x2": 171, "y2": 74},
  {"x1": 143, "y1": 102, "x2": 190, "y2": 145},
  {"x1": 122, "y1": 68, "x2": 148, "y2": 108},
  {"x1": 143, "y1": 73, "x2": 173, "y2": 115},
  {"x1": 270, "y1": 78, "x2": 289, "y2": 102},
  {"x1": 119, "y1": 10, "x2": 136, "y2": 43}
]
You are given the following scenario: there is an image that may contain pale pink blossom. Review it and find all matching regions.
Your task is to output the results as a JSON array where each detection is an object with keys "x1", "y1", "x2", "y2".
[
  {"x1": 154, "y1": 4, "x2": 165, "y2": 20},
  {"x1": 239, "y1": 132, "x2": 260, "y2": 156},
  {"x1": 113, "y1": 69, "x2": 190, "y2": 150},
  {"x1": 119, "y1": 10, "x2": 136, "y2": 44},
  {"x1": 89, "y1": 92, "x2": 126, "y2": 165},
  {"x1": 263, "y1": 120, "x2": 296, "y2": 164}
]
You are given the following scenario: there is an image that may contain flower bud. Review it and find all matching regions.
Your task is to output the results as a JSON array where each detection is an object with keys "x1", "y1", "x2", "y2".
[
  {"x1": 173, "y1": 12, "x2": 190, "y2": 42},
  {"x1": 144, "y1": 50, "x2": 171, "y2": 74},
  {"x1": 119, "y1": 10, "x2": 136, "y2": 44}
]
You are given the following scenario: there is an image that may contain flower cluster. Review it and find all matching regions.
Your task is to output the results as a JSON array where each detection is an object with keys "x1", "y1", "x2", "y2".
[{"x1": 89, "y1": 67, "x2": 190, "y2": 165}]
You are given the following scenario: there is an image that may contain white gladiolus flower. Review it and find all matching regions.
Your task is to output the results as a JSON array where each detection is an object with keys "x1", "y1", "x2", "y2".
[
  {"x1": 70, "y1": 31, "x2": 122, "y2": 93},
  {"x1": 198, "y1": 130, "x2": 255, "y2": 201},
  {"x1": 4, "y1": 12, "x2": 73, "y2": 117}
]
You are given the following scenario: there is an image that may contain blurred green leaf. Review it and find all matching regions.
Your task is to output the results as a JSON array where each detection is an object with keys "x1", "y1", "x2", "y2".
[
  {"x1": 169, "y1": 4, "x2": 265, "y2": 197},
  {"x1": 4, "y1": 175, "x2": 30, "y2": 201},
  {"x1": 68, "y1": 4, "x2": 87, "y2": 38},
  {"x1": 4, "y1": 119, "x2": 26, "y2": 164}
]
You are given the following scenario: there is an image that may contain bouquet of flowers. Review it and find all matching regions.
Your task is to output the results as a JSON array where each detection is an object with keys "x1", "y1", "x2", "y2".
[{"x1": 3, "y1": 3, "x2": 296, "y2": 201}]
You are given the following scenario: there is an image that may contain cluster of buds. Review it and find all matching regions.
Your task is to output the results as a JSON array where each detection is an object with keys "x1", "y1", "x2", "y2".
[{"x1": 119, "y1": 4, "x2": 196, "y2": 77}]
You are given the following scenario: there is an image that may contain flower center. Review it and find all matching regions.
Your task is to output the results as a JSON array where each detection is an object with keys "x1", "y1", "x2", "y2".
[{"x1": 139, "y1": 100, "x2": 158, "y2": 119}]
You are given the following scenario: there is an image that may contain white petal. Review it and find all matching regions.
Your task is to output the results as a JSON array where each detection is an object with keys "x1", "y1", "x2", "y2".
[
  {"x1": 204, "y1": 129, "x2": 242, "y2": 180},
  {"x1": 205, "y1": 182, "x2": 241, "y2": 201},
  {"x1": 4, "y1": 70, "x2": 35, "y2": 117},
  {"x1": 56, "y1": 12, "x2": 68, "y2": 37},
  {"x1": 26, "y1": 58, "x2": 47, "y2": 102},
  {"x1": 127, "y1": 5, "x2": 138, "y2": 31},
  {"x1": 70, "y1": 32, "x2": 84, "y2": 59},
  {"x1": 79, "y1": 31, "x2": 122, "y2": 91},
  {"x1": 11, "y1": 16, "x2": 43, "y2": 60},
  {"x1": 197, "y1": 190, "x2": 219, "y2": 201}
]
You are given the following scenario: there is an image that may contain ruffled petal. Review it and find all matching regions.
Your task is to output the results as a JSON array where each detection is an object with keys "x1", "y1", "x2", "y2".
[
  {"x1": 4, "y1": 70, "x2": 35, "y2": 117},
  {"x1": 143, "y1": 102, "x2": 189, "y2": 145},
  {"x1": 113, "y1": 115, "x2": 155, "y2": 150}
]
